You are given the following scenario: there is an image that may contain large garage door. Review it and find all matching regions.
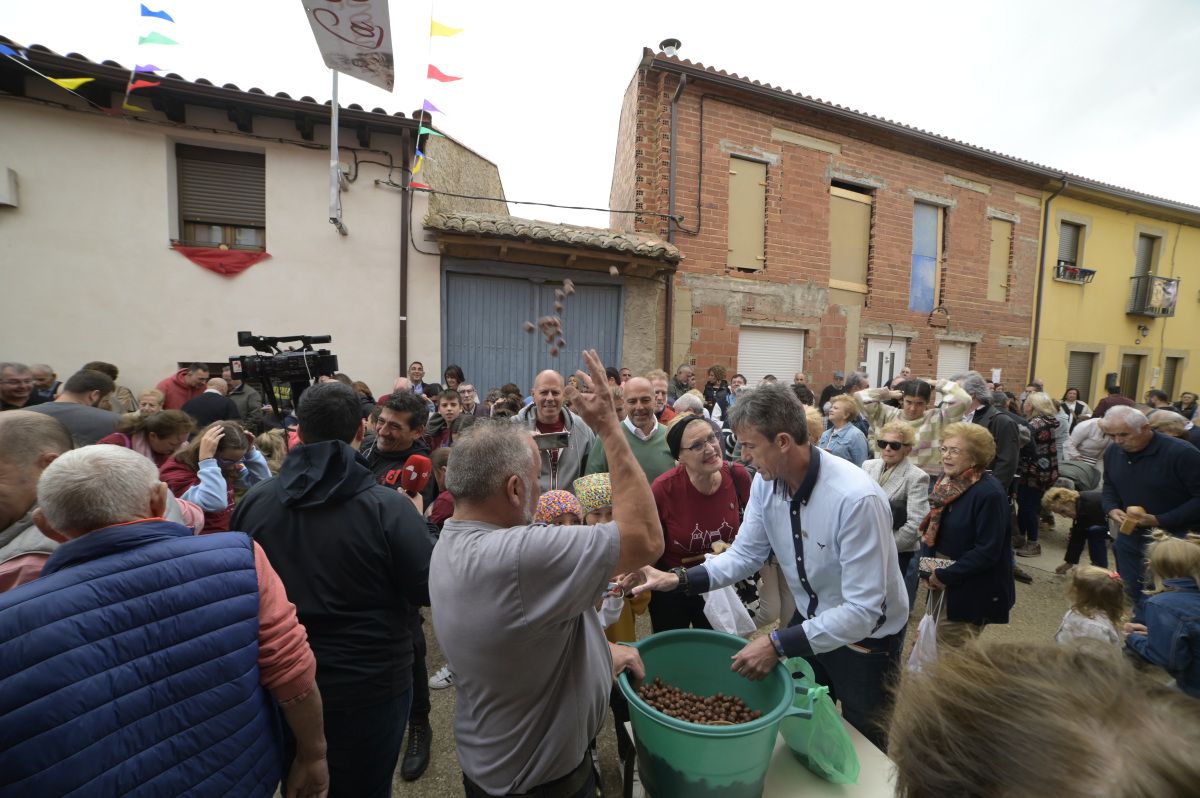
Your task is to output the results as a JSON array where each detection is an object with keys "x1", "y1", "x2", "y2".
[
  {"x1": 737, "y1": 327, "x2": 804, "y2": 386},
  {"x1": 443, "y1": 268, "x2": 622, "y2": 396}
]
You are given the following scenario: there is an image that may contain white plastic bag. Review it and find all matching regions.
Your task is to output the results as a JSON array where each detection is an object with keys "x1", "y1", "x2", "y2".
[
  {"x1": 703, "y1": 585, "x2": 756, "y2": 638},
  {"x1": 907, "y1": 590, "x2": 942, "y2": 673}
]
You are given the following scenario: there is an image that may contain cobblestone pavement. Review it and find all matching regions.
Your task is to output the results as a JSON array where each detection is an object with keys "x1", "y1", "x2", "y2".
[{"x1": 394, "y1": 518, "x2": 1084, "y2": 797}]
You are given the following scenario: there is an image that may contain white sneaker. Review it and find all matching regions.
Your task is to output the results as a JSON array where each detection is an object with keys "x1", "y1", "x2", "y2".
[{"x1": 428, "y1": 665, "x2": 454, "y2": 689}]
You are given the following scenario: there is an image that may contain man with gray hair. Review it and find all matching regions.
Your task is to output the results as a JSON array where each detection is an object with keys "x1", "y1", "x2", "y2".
[
  {"x1": 432, "y1": 350, "x2": 663, "y2": 797},
  {"x1": 953, "y1": 371, "x2": 1020, "y2": 491},
  {"x1": 628, "y1": 382, "x2": 908, "y2": 750},
  {"x1": 0, "y1": 445, "x2": 329, "y2": 797},
  {"x1": 1101, "y1": 404, "x2": 1200, "y2": 616},
  {"x1": 0, "y1": 362, "x2": 47, "y2": 411}
]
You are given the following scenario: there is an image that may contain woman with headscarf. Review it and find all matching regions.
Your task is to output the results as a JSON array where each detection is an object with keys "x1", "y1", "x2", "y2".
[{"x1": 649, "y1": 415, "x2": 752, "y2": 631}]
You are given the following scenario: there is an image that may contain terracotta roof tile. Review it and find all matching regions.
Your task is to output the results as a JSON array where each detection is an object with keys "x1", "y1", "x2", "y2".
[{"x1": 426, "y1": 210, "x2": 682, "y2": 264}]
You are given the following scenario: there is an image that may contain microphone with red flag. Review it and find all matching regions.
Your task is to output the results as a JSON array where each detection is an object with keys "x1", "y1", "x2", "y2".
[{"x1": 400, "y1": 454, "x2": 432, "y2": 498}]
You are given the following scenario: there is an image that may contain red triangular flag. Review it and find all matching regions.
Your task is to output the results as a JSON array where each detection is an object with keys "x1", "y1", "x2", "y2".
[
  {"x1": 410, "y1": 182, "x2": 431, "y2": 190},
  {"x1": 427, "y1": 64, "x2": 461, "y2": 82},
  {"x1": 129, "y1": 79, "x2": 161, "y2": 91}
]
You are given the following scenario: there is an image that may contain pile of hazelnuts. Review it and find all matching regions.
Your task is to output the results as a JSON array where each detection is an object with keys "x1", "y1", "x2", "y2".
[{"x1": 637, "y1": 677, "x2": 762, "y2": 725}]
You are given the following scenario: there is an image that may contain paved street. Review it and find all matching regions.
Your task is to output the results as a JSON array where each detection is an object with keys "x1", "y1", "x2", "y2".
[{"x1": 393, "y1": 517, "x2": 1082, "y2": 797}]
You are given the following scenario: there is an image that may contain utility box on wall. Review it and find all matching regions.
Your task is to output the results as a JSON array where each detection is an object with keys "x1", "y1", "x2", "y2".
[{"x1": 0, "y1": 168, "x2": 18, "y2": 208}]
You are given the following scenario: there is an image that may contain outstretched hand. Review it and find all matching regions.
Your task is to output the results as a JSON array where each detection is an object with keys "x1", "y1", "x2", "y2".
[
  {"x1": 564, "y1": 349, "x2": 618, "y2": 433},
  {"x1": 620, "y1": 565, "x2": 679, "y2": 598}
]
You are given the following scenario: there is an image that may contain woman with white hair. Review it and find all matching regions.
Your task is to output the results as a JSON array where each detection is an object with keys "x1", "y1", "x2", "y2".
[{"x1": 1015, "y1": 392, "x2": 1060, "y2": 558}]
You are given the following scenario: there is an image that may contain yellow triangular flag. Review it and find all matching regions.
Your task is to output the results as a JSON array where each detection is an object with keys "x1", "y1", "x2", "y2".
[
  {"x1": 430, "y1": 20, "x2": 463, "y2": 37},
  {"x1": 123, "y1": 102, "x2": 147, "y2": 112},
  {"x1": 47, "y1": 77, "x2": 94, "y2": 91},
  {"x1": 413, "y1": 156, "x2": 424, "y2": 175}
]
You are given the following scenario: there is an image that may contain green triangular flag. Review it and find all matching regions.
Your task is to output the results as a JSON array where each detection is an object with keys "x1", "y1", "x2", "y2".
[
  {"x1": 417, "y1": 126, "x2": 445, "y2": 138},
  {"x1": 138, "y1": 32, "x2": 179, "y2": 45}
]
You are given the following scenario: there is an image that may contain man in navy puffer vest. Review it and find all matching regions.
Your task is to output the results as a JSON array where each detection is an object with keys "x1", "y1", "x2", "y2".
[{"x1": 0, "y1": 445, "x2": 330, "y2": 797}]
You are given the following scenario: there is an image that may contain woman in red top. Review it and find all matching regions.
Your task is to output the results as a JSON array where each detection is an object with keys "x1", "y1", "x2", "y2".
[
  {"x1": 97, "y1": 410, "x2": 194, "y2": 468},
  {"x1": 650, "y1": 416, "x2": 752, "y2": 631}
]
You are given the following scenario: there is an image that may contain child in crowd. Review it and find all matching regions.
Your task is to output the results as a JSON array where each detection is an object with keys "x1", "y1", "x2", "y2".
[
  {"x1": 426, "y1": 446, "x2": 454, "y2": 532},
  {"x1": 533, "y1": 490, "x2": 582, "y2": 525},
  {"x1": 1125, "y1": 532, "x2": 1200, "y2": 697},
  {"x1": 427, "y1": 390, "x2": 462, "y2": 449},
  {"x1": 1054, "y1": 566, "x2": 1125, "y2": 646}
]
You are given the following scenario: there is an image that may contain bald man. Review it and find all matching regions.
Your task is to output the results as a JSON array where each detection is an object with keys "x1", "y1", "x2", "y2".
[
  {"x1": 181, "y1": 377, "x2": 242, "y2": 428},
  {"x1": 512, "y1": 369, "x2": 596, "y2": 491},
  {"x1": 584, "y1": 377, "x2": 676, "y2": 484}
]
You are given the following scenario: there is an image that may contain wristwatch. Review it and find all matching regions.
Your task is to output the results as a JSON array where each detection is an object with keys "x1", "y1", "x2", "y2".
[{"x1": 671, "y1": 566, "x2": 689, "y2": 595}]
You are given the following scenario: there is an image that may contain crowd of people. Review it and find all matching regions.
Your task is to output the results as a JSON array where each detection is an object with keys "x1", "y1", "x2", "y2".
[{"x1": 1, "y1": 353, "x2": 1199, "y2": 797}]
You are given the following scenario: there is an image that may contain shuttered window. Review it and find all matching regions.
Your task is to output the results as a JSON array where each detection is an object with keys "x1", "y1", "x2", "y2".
[
  {"x1": 736, "y1": 327, "x2": 804, "y2": 386},
  {"x1": 177, "y1": 144, "x2": 266, "y2": 248},
  {"x1": 829, "y1": 186, "x2": 872, "y2": 291},
  {"x1": 1162, "y1": 357, "x2": 1183, "y2": 401},
  {"x1": 909, "y1": 202, "x2": 943, "y2": 312},
  {"x1": 1134, "y1": 234, "x2": 1158, "y2": 277},
  {"x1": 1058, "y1": 222, "x2": 1082, "y2": 265},
  {"x1": 987, "y1": 219, "x2": 1012, "y2": 302},
  {"x1": 1066, "y1": 351, "x2": 1096, "y2": 403},
  {"x1": 936, "y1": 342, "x2": 972, "y2": 380},
  {"x1": 727, "y1": 157, "x2": 767, "y2": 271}
]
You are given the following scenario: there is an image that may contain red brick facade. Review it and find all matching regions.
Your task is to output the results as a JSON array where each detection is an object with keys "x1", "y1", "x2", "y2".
[{"x1": 611, "y1": 55, "x2": 1043, "y2": 386}]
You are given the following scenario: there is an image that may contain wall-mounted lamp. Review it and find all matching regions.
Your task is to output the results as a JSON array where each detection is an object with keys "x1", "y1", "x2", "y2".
[
  {"x1": 1137, "y1": 324, "x2": 1150, "y2": 338},
  {"x1": 659, "y1": 38, "x2": 681, "y2": 56}
]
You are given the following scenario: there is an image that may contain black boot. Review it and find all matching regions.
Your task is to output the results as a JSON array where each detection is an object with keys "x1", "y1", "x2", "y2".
[{"x1": 401, "y1": 720, "x2": 432, "y2": 781}]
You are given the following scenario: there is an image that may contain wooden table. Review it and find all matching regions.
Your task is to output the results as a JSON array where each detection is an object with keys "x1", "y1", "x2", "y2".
[{"x1": 624, "y1": 718, "x2": 895, "y2": 797}]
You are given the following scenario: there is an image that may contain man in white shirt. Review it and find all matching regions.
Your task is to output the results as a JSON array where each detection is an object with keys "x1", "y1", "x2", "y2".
[{"x1": 628, "y1": 383, "x2": 908, "y2": 750}]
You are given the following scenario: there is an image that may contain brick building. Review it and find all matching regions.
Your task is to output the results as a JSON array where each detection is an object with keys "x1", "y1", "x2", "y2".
[{"x1": 610, "y1": 48, "x2": 1048, "y2": 388}]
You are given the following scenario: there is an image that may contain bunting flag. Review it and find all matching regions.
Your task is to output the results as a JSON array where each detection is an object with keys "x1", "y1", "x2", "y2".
[
  {"x1": 123, "y1": 102, "x2": 148, "y2": 112},
  {"x1": 410, "y1": 182, "x2": 431, "y2": 190},
  {"x1": 128, "y1": 79, "x2": 161, "y2": 91},
  {"x1": 417, "y1": 126, "x2": 444, "y2": 138},
  {"x1": 426, "y1": 64, "x2": 460, "y2": 82},
  {"x1": 47, "y1": 77, "x2": 95, "y2": 91},
  {"x1": 138, "y1": 32, "x2": 178, "y2": 46},
  {"x1": 412, "y1": 155, "x2": 423, "y2": 175},
  {"x1": 0, "y1": 44, "x2": 24, "y2": 58},
  {"x1": 430, "y1": 21, "x2": 463, "y2": 37},
  {"x1": 140, "y1": 5, "x2": 175, "y2": 22},
  {"x1": 135, "y1": 63, "x2": 162, "y2": 72},
  {"x1": 422, "y1": 99, "x2": 442, "y2": 114}
]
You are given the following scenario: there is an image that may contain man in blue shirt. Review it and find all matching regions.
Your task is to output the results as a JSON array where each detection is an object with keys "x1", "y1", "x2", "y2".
[{"x1": 628, "y1": 383, "x2": 907, "y2": 750}]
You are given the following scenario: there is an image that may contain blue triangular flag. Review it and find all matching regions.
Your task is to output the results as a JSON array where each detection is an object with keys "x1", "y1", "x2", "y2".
[
  {"x1": 0, "y1": 44, "x2": 25, "y2": 58},
  {"x1": 140, "y1": 4, "x2": 175, "y2": 22}
]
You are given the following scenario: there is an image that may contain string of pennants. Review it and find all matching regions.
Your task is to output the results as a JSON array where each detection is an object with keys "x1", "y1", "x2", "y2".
[
  {"x1": 0, "y1": 4, "x2": 175, "y2": 114},
  {"x1": 411, "y1": 17, "x2": 463, "y2": 191}
]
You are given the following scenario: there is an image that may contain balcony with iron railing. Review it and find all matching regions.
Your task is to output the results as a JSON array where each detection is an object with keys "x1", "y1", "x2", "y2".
[
  {"x1": 1054, "y1": 260, "x2": 1096, "y2": 284},
  {"x1": 1127, "y1": 274, "x2": 1180, "y2": 317}
]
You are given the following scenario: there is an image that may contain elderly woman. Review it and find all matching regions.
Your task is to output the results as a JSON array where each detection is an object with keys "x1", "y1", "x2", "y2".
[
  {"x1": 856, "y1": 377, "x2": 971, "y2": 477},
  {"x1": 921, "y1": 422, "x2": 1014, "y2": 647},
  {"x1": 1148, "y1": 409, "x2": 1200, "y2": 450},
  {"x1": 1015, "y1": 392, "x2": 1060, "y2": 558},
  {"x1": 863, "y1": 421, "x2": 930, "y2": 604},
  {"x1": 649, "y1": 415, "x2": 752, "y2": 631},
  {"x1": 1042, "y1": 487, "x2": 1108, "y2": 573},
  {"x1": 668, "y1": 391, "x2": 708, "y2": 424},
  {"x1": 819, "y1": 394, "x2": 868, "y2": 467}
]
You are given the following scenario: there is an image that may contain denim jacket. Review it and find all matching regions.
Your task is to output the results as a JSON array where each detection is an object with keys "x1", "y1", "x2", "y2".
[{"x1": 1126, "y1": 577, "x2": 1200, "y2": 698}]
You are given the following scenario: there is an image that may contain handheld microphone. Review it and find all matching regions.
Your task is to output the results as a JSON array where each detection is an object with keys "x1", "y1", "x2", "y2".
[{"x1": 401, "y1": 454, "x2": 432, "y2": 497}]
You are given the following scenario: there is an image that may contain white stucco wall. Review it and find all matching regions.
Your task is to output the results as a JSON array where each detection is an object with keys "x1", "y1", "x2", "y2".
[{"x1": 0, "y1": 91, "x2": 441, "y2": 399}]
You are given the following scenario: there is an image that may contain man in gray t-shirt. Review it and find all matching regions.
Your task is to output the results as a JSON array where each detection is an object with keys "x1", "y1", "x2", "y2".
[
  {"x1": 26, "y1": 369, "x2": 119, "y2": 446},
  {"x1": 431, "y1": 351, "x2": 664, "y2": 797}
]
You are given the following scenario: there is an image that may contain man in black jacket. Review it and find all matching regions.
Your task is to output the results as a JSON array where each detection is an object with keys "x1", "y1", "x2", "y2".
[
  {"x1": 181, "y1": 378, "x2": 241, "y2": 428},
  {"x1": 232, "y1": 382, "x2": 433, "y2": 798}
]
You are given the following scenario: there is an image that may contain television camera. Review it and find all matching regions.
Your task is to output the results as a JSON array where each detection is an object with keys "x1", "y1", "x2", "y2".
[{"x1": 228, "y1": 331, "x2": 339, "y2": 419}]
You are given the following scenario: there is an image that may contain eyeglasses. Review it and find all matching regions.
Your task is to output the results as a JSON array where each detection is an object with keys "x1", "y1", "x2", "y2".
[
  {"x1": 684, "y1": 433, "x2": 720, "y2": 454},
  {"x1": 1, "y1": 379, "x2": 33, "y2": 386},
  {"x1": 939, "y1": 446, "x2": 964, "y2": 457},
  {"x1": 879, "y1": 440, "x2": 907, "y2": 451}
]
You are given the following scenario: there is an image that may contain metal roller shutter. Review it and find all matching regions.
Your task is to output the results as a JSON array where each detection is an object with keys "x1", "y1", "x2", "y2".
[
  {"x1": 736, "y1": 327, "x2": 804, "y2": 386},
  {"x1": 177, "y1": 144, "x2": 266, "y2": 227},
  {"x1": 1057, "y1": 222, "x2": 1080, "y2": 263},
  {"x1": 1161, "y1": 357, "x2": 1182, "y2": 400},
  {"x1": 1066, "y1": 352, "x2": 1096, "y2": 402},
  {"x1": 936, "y1": 342, "x2": 971, "y2": 380}
]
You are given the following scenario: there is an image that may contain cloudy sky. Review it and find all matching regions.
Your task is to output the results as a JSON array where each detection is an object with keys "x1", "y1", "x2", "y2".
[{"x1": 5, "y1": 0, "x2": 1199, "y2": 227}]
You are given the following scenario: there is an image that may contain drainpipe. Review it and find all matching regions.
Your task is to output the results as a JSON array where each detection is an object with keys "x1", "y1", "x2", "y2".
[
  {"x1": 664, "y1": 73, "x2": 687, "y2": 371},
  {"x1": 1028, "y1": 177, "x2": 1068, "y2": 382},
  {"x1": 399, "y1": 127, "x2": 412, "y2": 373}
]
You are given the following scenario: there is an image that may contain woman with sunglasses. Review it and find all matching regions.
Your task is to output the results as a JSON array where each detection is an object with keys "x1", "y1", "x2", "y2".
[
  {"x1": 648, "y1": 416, "x2": 752, "y2": 631},
  {"x1": 160, "y1": 420, "x2": 271, "y2": 532},
  {"x1": 863, "y1": 421, "x2": 930, "y2": 605}
]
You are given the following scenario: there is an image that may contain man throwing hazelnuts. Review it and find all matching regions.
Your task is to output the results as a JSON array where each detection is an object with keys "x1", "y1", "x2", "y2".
[{"x1": 626, "y1": 382, "x2": 908, "y2": 750}]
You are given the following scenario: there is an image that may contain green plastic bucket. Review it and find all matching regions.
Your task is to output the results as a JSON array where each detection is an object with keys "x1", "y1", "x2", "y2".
[{"x1": 617, "y1": 629, "x2": 814, "y2": 797}]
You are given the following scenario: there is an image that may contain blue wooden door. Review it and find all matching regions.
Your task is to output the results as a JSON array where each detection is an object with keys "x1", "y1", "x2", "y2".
[{"x1": 444, "y1": 269, "x2": 622, "y2": 396}]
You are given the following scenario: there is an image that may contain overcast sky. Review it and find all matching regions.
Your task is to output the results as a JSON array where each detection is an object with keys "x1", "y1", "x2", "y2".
[{"x1": 5, "y1": 0, "x2": 1200, "y2": 228}]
